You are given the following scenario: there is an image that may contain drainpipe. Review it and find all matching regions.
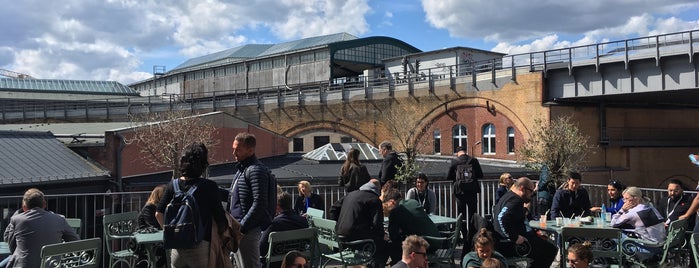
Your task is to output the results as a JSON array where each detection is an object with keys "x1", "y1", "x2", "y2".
[{"x1": 113, "y1": 132, "x2": 126, "y2": 192}]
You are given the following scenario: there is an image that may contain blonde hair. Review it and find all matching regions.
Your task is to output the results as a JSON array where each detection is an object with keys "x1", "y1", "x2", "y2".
[
  {"x1": 623, "y1": 186, "x2": 649, "y2": 203},
  {"x1": 298, "y1": 180, "x2": 312, "y2": 192},
  {"x1": 481, "y1": 258, "x2": 506, "y2": 268},
  {"x1": 499, "y1": 173, "x2": 513, "y2": 186}
]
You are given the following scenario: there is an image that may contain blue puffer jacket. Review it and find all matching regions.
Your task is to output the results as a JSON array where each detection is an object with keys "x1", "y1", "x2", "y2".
[{"x1": 231, "y1": 155, "x2": 275, "y2": 233}]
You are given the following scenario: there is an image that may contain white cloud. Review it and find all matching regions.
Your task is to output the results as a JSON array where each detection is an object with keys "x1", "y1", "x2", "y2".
[
  {"x1": 490, "y1": 13, "x2": 699, "y2": 55},
  {"x1": 421, "y1": 0, "x2": 699, "y2": 43}
]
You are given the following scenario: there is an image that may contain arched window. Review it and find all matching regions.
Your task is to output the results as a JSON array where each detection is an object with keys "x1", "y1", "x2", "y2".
[
  {"x1": 433, "y1": 129, "x2": 441, "y2": 154},
  {"x1": 482, "y1": 124, "x2": 496, "y2": 154},
  {"x1": 507, "y1": 127, "x2": 515, "y2": 154},
  {"x1": 452, "y1": 125, "x2": 467, "y2": 153}
]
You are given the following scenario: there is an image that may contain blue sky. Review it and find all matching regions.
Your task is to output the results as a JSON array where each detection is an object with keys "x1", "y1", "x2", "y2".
[{"x1": 1, "y1": 0, "x2": 699, "y2": 85}]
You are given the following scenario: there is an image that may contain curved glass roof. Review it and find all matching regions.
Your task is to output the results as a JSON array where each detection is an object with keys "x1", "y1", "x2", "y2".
[
  {"x1": 171, "y1": 32, "x2": 359, "y2": 72},
  {"x1": 0, "y1": 78, "x2": 139, "y2": 96}
]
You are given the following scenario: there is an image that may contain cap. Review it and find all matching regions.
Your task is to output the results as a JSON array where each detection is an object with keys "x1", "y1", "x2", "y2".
[{"x1": 456, "y1": 146, "x2": 467, "y2": 153}]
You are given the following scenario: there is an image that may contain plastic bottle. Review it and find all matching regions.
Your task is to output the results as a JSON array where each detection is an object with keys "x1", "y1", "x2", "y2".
[{"x1": 600, "y1": 203, "x2": 607, "y2": 222}]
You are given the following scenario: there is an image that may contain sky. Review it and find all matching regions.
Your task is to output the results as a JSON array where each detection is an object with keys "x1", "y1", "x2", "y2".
[{"x1": 1, "y1": 0, "x2": 699, "y2": 85}]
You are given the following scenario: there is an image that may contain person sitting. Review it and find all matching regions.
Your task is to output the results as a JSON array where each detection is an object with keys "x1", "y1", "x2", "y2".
[
  {"x1": 551, "y1": 171, "x2": 591, "y2": 219},
  {"x1": 383, "y1": 188, "x2": 440, "y2": 264},
  {"x1": 462, "y1": 228, "x2": 508, "y2": 268},
  {"x1": 494, "y1": 173, "x2": 513, "y2": 205},
  {"x1": 390, "y1": 235, "x2": 430, "y2": 268},
  {"x1": 567, "y1": 241, "x2": 593, "y2": 268},
  {"x1": 332, "y1": 179, "x2": 387, "y2": 267},
  {"x1": 405, "y1": 172, "x2": 437, "y2": 214},
  {"x1": 280, "y1": 250, "x2": 307, "y2": 268},
  {"x1": 3, "y1": 188, "x2": 79, "y2": 268},
  {"x1": 480, "y1": 258, "x2": 506, "y2": 268},
  {"x1": 610, "y1": 186, "x2": 666, "y2": 262},
  {"x1": 136, "y1": 184, "x2": 167, "y2": 268},
  {"x1": 663, "y1": 179, "x2": 694, "y2": 227},
  {"x1": 493, "y1": 177, "x2": 557, "y2": 267},
  {"x1": 293, "y1": 180, "x2": 324, "y2": 216},
  {"x1": 261, "y1": 191, "x2": 309, "y2": 268},
  {"x1": 591, "y1": 180, "x2": 626, "y2": 214}
]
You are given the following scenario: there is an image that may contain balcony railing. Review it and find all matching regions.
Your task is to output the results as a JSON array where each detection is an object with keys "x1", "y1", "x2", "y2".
[{"x1": 0, "y1": 180, "x2": 680, "y2": 265}]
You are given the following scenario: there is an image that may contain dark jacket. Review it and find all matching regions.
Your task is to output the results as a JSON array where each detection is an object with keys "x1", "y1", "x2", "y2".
[
  {"x1": 259, "y1": 210, "x2": 309, "y2": 257},
  {"x1": 387, "y1": 199, "x2": 440, "y2": 245},
  {"x1": 230, "y1": 155, "x2": 274, "y2": 233},
  {"x1": 157, "y1": 177, "x2": 227, "y2": 242},
  {"x1": 293, "y1": 193, "x2": 324, "y2": 215},
  {"x1": 446, "y1": 154, "x2": 483, "y2": 194},
  {"x1": 137, "y1": 203, "x2": 161, "y2": 230},
  {"x1": 333, "y1": 182, "x2": 383, "y2": 241},
  {"x1": 339, "y1": 163, "x2": 371, "y2": 192},
  {"x1": 493, "y1": 191, "x2": 527, "y2": 241},
  {"x1": 550, "y1": 188, "x2": 592, "y2": 218},
  {"x1": 495, "y1": 185, "x2": 508, "y2": 205},
  {"x1": 379, "y1": 152, "x2": 402, "y2": 184},
  {"x1": 666, "y1": 193, "x2": 694, "y2": 226}
]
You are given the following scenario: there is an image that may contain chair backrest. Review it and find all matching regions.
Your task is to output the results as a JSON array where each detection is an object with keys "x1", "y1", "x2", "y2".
[
  {"x1": 561, "y1": 227, "x2": 622, "y2": 265},
  {"x1": 40, "y1": 238, "x2": 102, "y2": 268},
  {"x1": 265, "y1": 228, "x2": 318, "y2": 267},
  {"x1": 66, "y1": 218, "x2": 82, "y2": 237},
  {"x1": 306, "y1": 207, "x2": 324, "y2": 219},
  {"x1": 102, "y1": 211, "x2": 139, "y2": 255},
  {"x1": 660, "y1": 218, "x2": 687, "y2": 262},
  {"x1": 312, "y1": 217, "x2": 339, "y2": 249},
  {"x1": 691, "y1": 233, "x2": 699, "y2": 267}
]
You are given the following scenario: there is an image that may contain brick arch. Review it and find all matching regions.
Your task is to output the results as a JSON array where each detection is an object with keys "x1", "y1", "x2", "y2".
[
  {"x1": 416, "y1": 96, "x2": 534, "y2": 141},
  {"x1": 282, "y1": 120, "x2": 375, "y2": 144}
]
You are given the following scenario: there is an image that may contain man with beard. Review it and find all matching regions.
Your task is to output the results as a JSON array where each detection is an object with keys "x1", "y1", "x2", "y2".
[
  {"x1": 493, "y1": 177, "x2": 557, "y2": 268},
  {"x1": 665, "y1": 179, "x2": 694, "y2": 227}
]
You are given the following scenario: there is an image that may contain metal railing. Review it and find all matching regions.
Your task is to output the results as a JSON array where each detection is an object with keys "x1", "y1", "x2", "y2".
[{"x1": 0, "y1": 180, "x2": 681, "y2": 266}]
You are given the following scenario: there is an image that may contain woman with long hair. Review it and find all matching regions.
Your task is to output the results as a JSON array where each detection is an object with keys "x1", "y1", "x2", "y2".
[
  {"x1": 339, "y1": 148, "x2": 371, "y2": 192},
  {"x1": 155, "y1": 142, "x2": 228, "y2": 267},
  {"x1": 591, "y1": 180, "x2": 626, "y2": 214},
  {"x1": 293, "y1": 180, "x2": 324, "y2": 216},
  {"x1": 280, "y1": 250, "x2": 307, "y2": 268}
]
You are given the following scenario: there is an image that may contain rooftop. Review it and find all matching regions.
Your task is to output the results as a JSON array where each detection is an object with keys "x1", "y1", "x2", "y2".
[{"x1": 0, "y1": 130, "x2": 109, "y2": 186}]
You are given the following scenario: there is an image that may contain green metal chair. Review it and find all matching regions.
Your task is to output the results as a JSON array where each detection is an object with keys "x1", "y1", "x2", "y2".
[
  {"x1": 103, "y1": 211, "x2": 139, "y2": 268},
  {"x1": 561, "y1": 226, "x2": 622, "y2": 267},
  {"x1": 622, "y1": 218, "x2": 687, "y2": 268},
  {"x1": 40, "y1": 238, "x2": 102, "y2": 268},
  {"x1": 312, "y1": 217, "x2": 375, "y2": 268},
  {"x1": 423, "y1": 213, "x2": 463, "y2": 268},
  {"x1": 265, "y1": 228, "x2": 319, "y2": 268}
]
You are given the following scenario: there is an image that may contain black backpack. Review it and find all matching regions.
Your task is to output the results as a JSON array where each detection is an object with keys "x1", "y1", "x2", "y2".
[
  {"x1": 163, "y1": 179, "x2": 204, "y2": 249},
  {"x1": 453, "y1": 158, "x2": 477, "y2": 196}
]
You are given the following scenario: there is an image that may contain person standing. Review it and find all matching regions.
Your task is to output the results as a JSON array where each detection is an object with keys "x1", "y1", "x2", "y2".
[
  {"x1": 405, "y1": 173, "x2": 437, "y2": 214},
  {"x1": 229, "y1": 132, "x2": 275, "y2": 268},
  {"x1": 3, "y1": 188, "x2": 79, "y2": 268},
  {"x1": 493, "y1": 177, "x2": 557, "y2": 268},
  {"x1": 293, "y1": 180, "x2": 324, "y2": 216},
  {"x1": 155, "y1": 142, "x2": 228, "y2": 267},
  {"x1": 378, "y1": 141, "x2": 403, "y2": 185},
  {"x1": 339, "y1": 148, "x2": 371, "y2": 192},
  {"x1": 446, "y1": 146, "x2": 483, "y2": 257},
  {"x1": 550, "y1": 171, "x2": 592, "y2": 219}
]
